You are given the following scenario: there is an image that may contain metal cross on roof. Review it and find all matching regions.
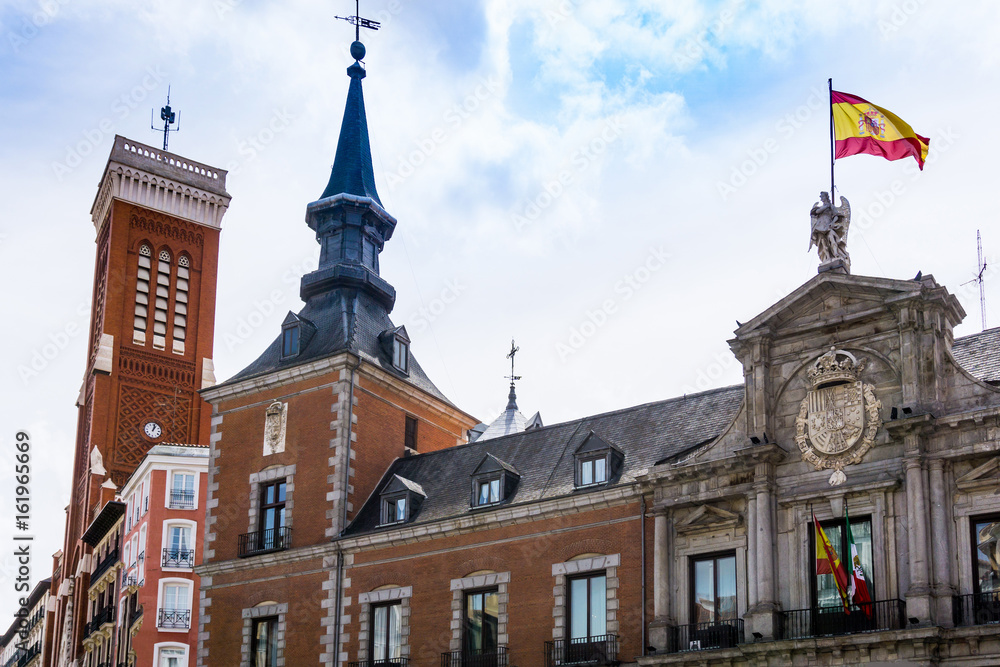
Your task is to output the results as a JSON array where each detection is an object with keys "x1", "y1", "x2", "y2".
[
  {"x1": 505, "y1": 338, "x2": 522, "y2": 384},
  {"x1": 335, "y1": 0, "x2": 381, "y2": 42}
]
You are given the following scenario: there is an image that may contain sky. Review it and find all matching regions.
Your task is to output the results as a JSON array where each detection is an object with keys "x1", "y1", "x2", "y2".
[{"x1": 1, "y1": 0, "x2": 999, "y2": 624}]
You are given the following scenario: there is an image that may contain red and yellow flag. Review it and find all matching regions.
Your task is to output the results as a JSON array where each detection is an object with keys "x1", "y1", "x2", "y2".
[
  {"x1": 814, "y1": 512, "x2": 851, "y2": 613},
  {"x1": 832, "y1": 90, "x2": 930, "y2": 170}
]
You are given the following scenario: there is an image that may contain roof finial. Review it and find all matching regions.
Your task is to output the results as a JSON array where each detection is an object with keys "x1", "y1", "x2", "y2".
[
  {"x1": 504, "y1": 338, "x2": 521, "y2": 410},
  {"x1": 336, "y1": 0, "x2": 380, "y2": 68}
]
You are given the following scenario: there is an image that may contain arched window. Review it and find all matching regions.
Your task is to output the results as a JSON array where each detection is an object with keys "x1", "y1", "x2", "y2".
[
  {"x1": 153, "y1": 250, "x2": 172, "y2": 350},
  {"x1": 173, "y1": 255, "x2": 190, "y2": 354},
  {"x1": 133, "y1": 245, "x2": 152, "y2": 345}
]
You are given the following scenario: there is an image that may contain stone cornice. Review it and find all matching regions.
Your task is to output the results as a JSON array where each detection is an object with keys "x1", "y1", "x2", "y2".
[
  {"x1": 201, "y1": 355, "x2": 351, "y2": 402},
  {"x1": 194, "y1": 543, "x2": 329, "y2": 579},
  {"x1": 336, "y1": 484, "x2": 639, "y2": 551}
]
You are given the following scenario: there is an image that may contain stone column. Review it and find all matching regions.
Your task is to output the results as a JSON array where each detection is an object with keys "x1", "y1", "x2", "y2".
[
  {"x1": 648, "y1": 511, "x2": 673, "y2": 649},
  {"x1": 905, "y1": 454, "x2": 932, "y2": 623},
  {"x1": 928, "y1": 458, "x2": 954, "y2": 625},
  {"x1": 746, "y1": 462, "x2": 779, "y2": 639},
  {"x1": 747, "y1": 494, "x2": 758, "y2": 610}
]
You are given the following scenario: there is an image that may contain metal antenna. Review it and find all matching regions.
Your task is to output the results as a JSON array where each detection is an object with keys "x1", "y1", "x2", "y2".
[
  {"x1": 151, "y1": 86, "x2": 180, "y2": 152},
  {"x1": 505, "y1": 338, "x2": 521, "y2": 385},
  {"x1": 961, "y1": 230, "x2": 988, "y2": 330},
  {"x1": 335, "y1": 0, "x2": 380, "y2": 42}
]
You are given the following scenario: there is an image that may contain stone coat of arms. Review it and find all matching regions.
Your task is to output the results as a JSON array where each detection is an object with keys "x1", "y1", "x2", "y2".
[{"x1": 795, "y1": 349, "x2": 881, "y2": 485}]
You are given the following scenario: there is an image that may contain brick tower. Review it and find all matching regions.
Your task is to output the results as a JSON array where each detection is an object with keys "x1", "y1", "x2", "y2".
[{"x1": 46, "y1": 136, "x2": 230, "y2": 666}]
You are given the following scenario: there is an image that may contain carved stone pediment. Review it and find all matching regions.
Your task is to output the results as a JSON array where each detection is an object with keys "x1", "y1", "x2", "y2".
[
  {"x1": 956, "y1": 457, "x2": 1000, "y2": 492},
  {"x1": 675, "y1": 504, "x2": 742, "y2": 534}
]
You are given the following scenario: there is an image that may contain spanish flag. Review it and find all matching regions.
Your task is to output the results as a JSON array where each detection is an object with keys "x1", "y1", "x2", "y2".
[
  {"x1": 814, "y1": 512, "x2": 851, "y2": 613},
  {"x1": 832, "y1": 90, "x2": 930, "y2": 170}
]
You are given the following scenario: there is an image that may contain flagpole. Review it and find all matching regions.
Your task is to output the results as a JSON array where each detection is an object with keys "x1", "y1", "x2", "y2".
[{"x1": 829, "y1": 78, "x2": 835, "y2": 197}]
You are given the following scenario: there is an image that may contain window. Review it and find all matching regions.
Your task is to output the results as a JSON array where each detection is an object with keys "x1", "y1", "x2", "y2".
[
  {"x1": 404, "y1": 415, "x2": 418, "y2": 451},
  {"x1": 252, "y1": 617, "x2": 279, "y2": 667},
  {"x1": 259, "y1": 480, "x2": 287, "y2": 549},
  {"x1": 134, "y1": 244, "x2": 152, "y2": 344},
  {"x1": 579, "y1": 455, "x2": 607, "y2": 486},
  {"x1": 475, "y1": 476, "x2": 501, "y2": 507},
  {"x1": 153, "y1": 249, "x2": 172, "y2": 350},
  {"x1": 159, "y1": 582, "x2": 191, "y2": 629},
  {"x1": 691, "y1": 553, "x2": 737, "y2": 624},
  {"x1": 370, "y1": 603, "x2": 402, "y2": 662},
  {"x1": 812, "y1": 517, "x2": 872, "y2": 609},
  {"x1": 143, "y1": 476, "x2": 150, "y2": 514},
  {"x1": 569, "y1": 573, "x2": 607, "y2": 639},
  {"x1": 164, "y1": 524, "x2": 193, "y2": 568},
  {"x1": 382, "y1": 496, "x2": 407, "y2": 525},
  {"x1": 973, "y1": 515, "x2": 1000, "y2": 596},
  {"x1": 392, "y1": 338, "x2": 408, "y2": 372},
  {"x1": 158, "y1": 646, "x2": 186, "y2": 667},
  {"x1": 170, "y1": 473, "x2": 195, "y2": 509},
  {"x1": 173, "y1": 255, "x2": 189, "y2": 354},
  {"x1": 282, "y1": 326, "x2": 299, "y2": 357},
  {"x1": 464, "y1": 589, "x2": 499, "y2": 653}
]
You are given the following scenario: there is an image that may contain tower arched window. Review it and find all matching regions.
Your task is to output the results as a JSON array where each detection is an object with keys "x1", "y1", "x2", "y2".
[
  {"x1": 173, "y1": 255, "x2": 190, "y2": 354},
  {"x1": 133, "y1": 245, "x2": 152, "y2": 345},
  {"x1": 152, "y1": 250, "x2": 171, "y2": 350}
]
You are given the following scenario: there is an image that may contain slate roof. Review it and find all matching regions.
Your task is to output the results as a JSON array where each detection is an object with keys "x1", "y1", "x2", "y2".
[
  {"x1": 222, "y1": 288, "x2": 452, "y2": 404},
  {"x1": 344, "y1": 384, "x2": 744, "y2": 536},
  {"x1": 953, "y1": 326, "x2": 1000, "y2": 384},
  {"x1": 321, "y1": 63, "x2": 381, "y2": 205},
  {"x1": 476, "y1": 406, "x2": 527, "y2": 441}
]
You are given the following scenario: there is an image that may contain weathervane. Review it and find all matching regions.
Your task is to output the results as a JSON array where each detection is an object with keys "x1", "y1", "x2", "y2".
[
  {"x1": 151, "y1": 86, "x2": 180, "y2": 152},
  {"x1": 505, "y1": 339, "x2": 521, "y2": 386},
  {"x1": 336, "y1": 0, "x2": 381, "y2": 44}
]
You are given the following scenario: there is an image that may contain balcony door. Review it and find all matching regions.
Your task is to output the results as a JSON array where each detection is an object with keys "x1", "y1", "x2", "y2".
[
  {"x1": 464, "y1": 589, "x2": 499, "y2": 655},
  {"x1": 259, "y1": 480, "x2": 286, "y2": 549},
  {"x1": 371, "y1": 602, "x2": 402, "y2": 663},
  {"x1": 568, "y1": 573, "x2": 606, "y2": 640},
  {"x1": 691, "y1": 553, "x2": 737, "y2": 624},
  {"x1": 812, "y1": 517, "x2": 873, "y2": 609}
]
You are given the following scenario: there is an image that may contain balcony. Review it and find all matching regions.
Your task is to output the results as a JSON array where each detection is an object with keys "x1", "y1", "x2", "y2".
[
  {"x1": 780, "y1": 599, "x2": 905, "y2": 639},
  {"x1": 238, "y1": 527, "x2": 292, "y2": 557},
  {"x1": 664, "y1": 619, "x2": 744, "y2": 652},
  {"x1": 86, "y1": 605, "x2": 115, "y2": 636},
  {"x1": 130, "y1": 604, "x2": 144, "y2": 628},
  {"x1": 169, "y1": 489, "x2": 196, "y2": 509},
  {"x1": 545, "y1": 635, "x2": 618, "y2": 667},
  {"x1": 16, "y1": 643, "x2": 40, "y2": 667},
  {"x1": 162, "y1": 547, "x2": 196, "y2": 568},
  {"x1": 440, "y1": 646, "x2": 509, "y2": 667},
  {"x1": 348, "y1": 660, "x2": 410, "y2": 667},
  {"x1": 92, "y1": 546, "x2": 120, "y2": 580},
  {"x1": 157, "y1": 607, "x2": 192, "y2": 629},
  {"x1": 953, "y1": 592, "x2": 1000, "y2": 626}
]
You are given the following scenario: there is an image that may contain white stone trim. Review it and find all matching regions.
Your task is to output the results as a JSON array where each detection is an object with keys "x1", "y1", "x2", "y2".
[
  {"x1": 551, "y1": 555, "x2": 620, "y2": 641},
  {"x1": 240, "y1": 603, "x2": 288, "y2": 667},
  {"x1": 248, "y1": 465, "x2": 296, "y2": 534},
  {"x1": 449, "y1": 572, "x2": 511, "y2": 651},
  {"x1": 357, "y1": 586, "x2": 412, "y2": 662}
]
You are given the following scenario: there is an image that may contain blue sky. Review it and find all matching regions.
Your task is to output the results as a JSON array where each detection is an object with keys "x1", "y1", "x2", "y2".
[{"x1": 1, "y1": 0, "x2": 999, "y2": 622}]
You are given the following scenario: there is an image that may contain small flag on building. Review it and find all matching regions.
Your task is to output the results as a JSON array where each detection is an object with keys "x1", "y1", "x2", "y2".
[
  {"x1": 846, "y1": 507, "x2": 873, "y2": 616},
  {"x1": 814, "y1": 511, "x2": 851, "y2": 613},
  {"x1": 831, "y1": 90, "x2": 930, "y2": 170}
]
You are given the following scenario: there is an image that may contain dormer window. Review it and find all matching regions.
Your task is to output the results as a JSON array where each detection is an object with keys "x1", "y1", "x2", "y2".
[
  {"x1": 470, "y1": 454, "x2": 520, "y2": 509},
  {"x1": 279, "y1": 312, "x2": 315, "y2": 360},
  {"x1": 379, "y1": 326, "x2": 411, "y2": 375},
  {"x1": 574, "y1": 431, "x2": 624, "y2": 488},
  {"x1": 378, "y1": 475, "x2": 425, "y2": 527}
]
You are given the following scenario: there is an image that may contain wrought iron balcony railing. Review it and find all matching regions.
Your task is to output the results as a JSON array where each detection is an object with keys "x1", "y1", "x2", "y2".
[
  {"x1": 544, "y1": 635, "x2": 618, "y2": 667},
  {"x1": 169, "y1": 489, "x2": 196, "y2": 509},
  {"x1": 86, "y1": 605, "x2": 115, "y2": 636},
  {"x1": 664, "y1": 619, "x2": 744, "y2": 652},
  {"x1": 348, "y1": 660, "x2": 409, "y2": 667},
  {"x1": 953, "y1": 592, "x2": 1000, "y2": 626},
  {"x1": 157, "y1": 607, "x2": 191, "y2": 629},
  {"x1": 238, "y1": 527, "x2": 292, "y2": 557},
  {"x1": 162, "y1": 547, "x2": 196, "y2": 568},
  {"x1": 440, "y1": 646, "x2": 509, "y2": 667},
  {"x1": 92, "y1": 546, "x2": 120, "y2": 580},
  {"x1": 780, "y1": 599, "x2": 905, "y2": 639}
]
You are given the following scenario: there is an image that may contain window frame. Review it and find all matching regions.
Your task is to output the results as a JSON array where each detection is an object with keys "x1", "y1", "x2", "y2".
[
  {"x1": 576, "y1": 453, "x2": 609, "y2": 488},
  {"x1": 167, "y1": 470, "x2": 198, "y2": 510},
  {"x1": 380, "y1": 493, "x2": 408, "y2": 526},
  {"x1": 970, "y1": 513, "x2": 1000, "y2": 597},
  {"x1": 251, "y1": 616, "x2": 279, "y2": 667},
  {"x1": 809, "y1": 515, "x2": 873, "y2": 609},
  {"x1": 567, "y1": 572, "x2": 608, "y2": 640},
  {"x1": 369, "y1": 601, "x2": 403, "y2": 662},
  {"x1": 281, "y1": 325, "x2": 300, "y2": 358},
  {"x1": 689, "y1": 550, "x2": 738, "y2": 625},
  {"x1": 463, "y1": 588, "x2": 500, "y2": 653},
  {"x1": 392, "y1": 337, "x2": 408, "y2": 373},
  {"x1": 404, "y1": 415, "x2": 418, "y2": 451},
  {"x1": 472, "y1": 474, "x2": 503, "y2": 508}
]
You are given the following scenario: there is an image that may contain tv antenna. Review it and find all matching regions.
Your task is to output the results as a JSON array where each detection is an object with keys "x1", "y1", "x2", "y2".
[
  {"x1": 151, "y1": 86, "x2": 180, "y2": 152},
  {"x1": 961, "y1": 230, "x2": 988, "y2": 330},
  {"x1": 335, "y1": 0, "x2": 381, "y2": 42}
]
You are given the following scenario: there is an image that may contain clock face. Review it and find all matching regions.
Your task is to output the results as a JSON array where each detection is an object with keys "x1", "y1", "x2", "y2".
[{"x1": 143, "y1": 421, "x2": 162, "y2": 439}]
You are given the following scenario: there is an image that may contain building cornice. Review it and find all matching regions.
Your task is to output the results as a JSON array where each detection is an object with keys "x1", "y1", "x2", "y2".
[{"x1": 194, "y1": 543, "x2": 329, "y2": 579}]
